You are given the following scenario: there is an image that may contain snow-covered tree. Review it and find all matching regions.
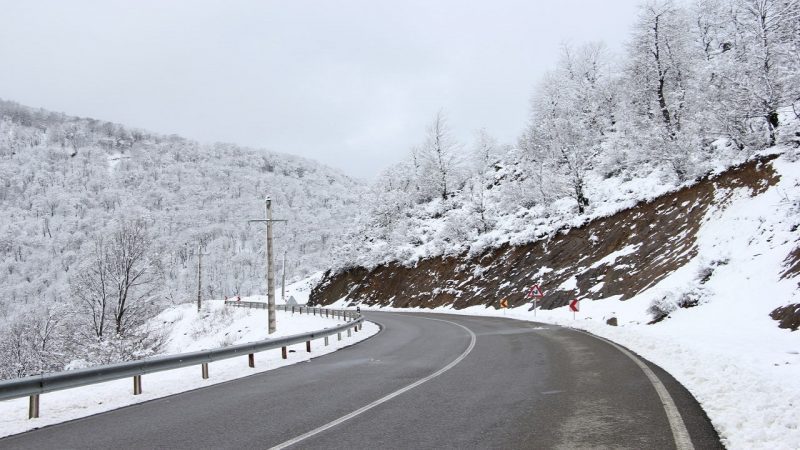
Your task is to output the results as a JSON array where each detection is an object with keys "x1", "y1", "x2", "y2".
[
  {"x1": 522, "y1": 43, "x2": 616, "y2": 213},
  {"x1": 625, "y1": 0, "x2": 703, "y2": 178},
  {"x1": 468, "y1": 129, "x2": 502, "y2": 233},
  {"x1": 727, "y1": 0, "x2": 799, "y2": 146},
  {"x1": 417, "y1": 111, "x2": 465, "y2": 201},
  {"x1": 71, "y1": 220, "x2": 161, "y2": 337}
]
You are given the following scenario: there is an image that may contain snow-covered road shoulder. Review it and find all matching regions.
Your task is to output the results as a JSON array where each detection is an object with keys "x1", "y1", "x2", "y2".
[{"x1": 0, "y1": 300, "x2": 378, "y2": 438}]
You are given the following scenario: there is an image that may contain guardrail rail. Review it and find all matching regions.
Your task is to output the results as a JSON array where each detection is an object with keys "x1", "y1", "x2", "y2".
[{"x1": 0, "y1": 305, "x2": 363, "y2": 419}]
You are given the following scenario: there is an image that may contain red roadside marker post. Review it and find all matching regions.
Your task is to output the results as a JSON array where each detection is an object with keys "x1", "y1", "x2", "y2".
[
  {"x1": 569, "y1": 299, "x2": 580, "y2": 320},
  {"x1": 526, "y1": 284, "x2": 544, "y2": 316}
]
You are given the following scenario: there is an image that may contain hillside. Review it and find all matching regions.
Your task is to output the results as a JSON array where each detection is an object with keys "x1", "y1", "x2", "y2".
[
  {"x1": 0, "y1": 99, "x2": 365, "y2": 378},
  {"x1": 311, "y1": 153, "x2": 795, "y2": 313}
]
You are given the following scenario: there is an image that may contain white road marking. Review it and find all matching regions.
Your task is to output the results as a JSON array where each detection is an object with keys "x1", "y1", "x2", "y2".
[
  {"x1": 579, "y1": 331, "x2": 695, "y2": 450},
  {"x1": 269, "y1": 316, "x2": 477, "y2": 450}
]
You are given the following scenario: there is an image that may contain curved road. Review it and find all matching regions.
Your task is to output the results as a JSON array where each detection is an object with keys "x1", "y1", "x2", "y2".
[{"x1": 1, "y1": 312, "x2": 722, "y2": 449}]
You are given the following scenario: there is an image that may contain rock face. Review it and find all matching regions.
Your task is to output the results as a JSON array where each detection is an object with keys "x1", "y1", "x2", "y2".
[
  {"x1": 310, "y1": 156, "x2": 780, "y2": 310},
  {"x1": 770, "y1": 304, "x2": 800, "y2": 331}
]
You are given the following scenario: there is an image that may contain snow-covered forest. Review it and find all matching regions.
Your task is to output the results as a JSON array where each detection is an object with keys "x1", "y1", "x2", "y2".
[
  {"x1": 333, "y1": 0, "x2": 800, "y2": 271},
  {"x1": 0, "y1": 99, "x2": 364, "y2": 379}
]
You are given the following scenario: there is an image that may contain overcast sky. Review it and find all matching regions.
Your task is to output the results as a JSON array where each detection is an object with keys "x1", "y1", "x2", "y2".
[{"x1": 0, "y1": 0, "x2": 642, "y2": 179}]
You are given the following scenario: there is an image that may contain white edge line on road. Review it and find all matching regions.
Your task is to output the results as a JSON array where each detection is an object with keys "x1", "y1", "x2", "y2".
[
  {"x1": 269, "y1": 315, "x2": 477, "y2": 450},
  {"x1": 578, "y1": 330, "x2": 695, "y2": 450}
]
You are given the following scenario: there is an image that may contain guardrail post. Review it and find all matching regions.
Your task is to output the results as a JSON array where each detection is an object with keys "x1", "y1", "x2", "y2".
[
  {"x1": 282, "y1": 346, "x2": 287, "y2": 359},
  {"x1": 202, "y1": 363, "x2": 209, "y2": 379},
  {"x1": 348, "y1": 328, "x2": 352, "y2": 338},
  {"x1": 355, "y1": 324, "x2": 359, "y2": 332},
  {"x1": 248, "y1": 354, "x2": 255, "y2": 368},
  {"x1": 326, "y1": 309, "x2": 329, "y2": 318},
  {"x1": 306, "y1": 341, "x2": 311, "y2": 352},
  {"x1": 324, "y1": 336, "x2": 329, "y2": 346},
  {"x1": 292, "y1": 306, "x2": 295, "y2": 314},
  {"x1": 133, "y1": 375, "x2": 142, "y2": 395},
  {"x1": 28, "y1": 394, "x2": 39, "y2": 419},
  {"x1": 338, "y1": 331, "x2": 342, "y2": 341}
]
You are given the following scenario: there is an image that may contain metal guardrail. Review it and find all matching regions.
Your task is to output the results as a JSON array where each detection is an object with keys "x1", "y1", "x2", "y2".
[
  {"x1": 0, "y1": 305, "x2": 363, "y2": 419},
  {"x1": 228, "y1": 302, "x2": 346, "y2": 319}
]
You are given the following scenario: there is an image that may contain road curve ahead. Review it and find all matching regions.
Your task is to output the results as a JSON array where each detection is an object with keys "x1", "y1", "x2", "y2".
[{"x1": 1, "y1": 312, "x2": 722, "y2": 449}]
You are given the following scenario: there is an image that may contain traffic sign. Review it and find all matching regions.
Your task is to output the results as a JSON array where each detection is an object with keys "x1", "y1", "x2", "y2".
[
  {"x1": 569, "y1": 299, "x2": 580, "y2": 312},
  {"x1": 527, "y1": 284, "x2": 544, "y2": 299},
  {"x1": 500, "y1": 298, "x2": 508, "y2": 308}
]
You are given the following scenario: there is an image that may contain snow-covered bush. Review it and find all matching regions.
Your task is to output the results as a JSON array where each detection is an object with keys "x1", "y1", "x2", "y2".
[
  {"x1": 648, "y1": 286, "x2": 709, "y2": 324},
  {"x1": 647, "y1": 295, "x2": 679, "y2": 324}
]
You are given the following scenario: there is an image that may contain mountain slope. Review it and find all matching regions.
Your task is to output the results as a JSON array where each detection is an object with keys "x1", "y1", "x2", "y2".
[
  {"x1": 310, "y1": 153, "x2": 792, "y2": 312},
  {"x1": 0, "y1": 99, "x2": 365, "y2": 377}
]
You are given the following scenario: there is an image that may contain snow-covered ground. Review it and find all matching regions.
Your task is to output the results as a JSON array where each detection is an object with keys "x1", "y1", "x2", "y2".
[
  {"x1": 0, "y1": 298, "x2": 377, "y2": 438},
  {"x1": 280, "y1": 272, "x2": 323, "y2": 305},
  {"x1": 329, "y1": 152, "x2": 800, "y2": 450}
]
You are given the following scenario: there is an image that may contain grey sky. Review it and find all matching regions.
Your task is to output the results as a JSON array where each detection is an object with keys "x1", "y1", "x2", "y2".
[{"x1": 0, "y1": 0, "x2": 641, "y2": 179}]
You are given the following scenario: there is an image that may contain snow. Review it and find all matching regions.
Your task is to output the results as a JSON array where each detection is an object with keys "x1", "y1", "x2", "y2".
[
  {"x1": 336, "y1": 152, "x2": 800, "y2": 450},
  {"x1": 530, "y1": 265, "x2": 554, "y2": 280},
  {"x1": 556, "y1": 275, "x2": 578, "y2": 291},
  {"x1": 0, "y1": 298, "x2": 378, "y2": 438},
  {"x1": 589, "y1": 243, "x2": 641, "y2": 269},
  {"x1": 280, "y1": 272, "x2": 323, "y2": 305}
]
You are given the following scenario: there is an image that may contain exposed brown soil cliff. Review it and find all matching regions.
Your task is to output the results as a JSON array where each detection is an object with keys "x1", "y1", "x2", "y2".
[{"x1": 310, "y1": 156, "x2": 780, "y2": 310}]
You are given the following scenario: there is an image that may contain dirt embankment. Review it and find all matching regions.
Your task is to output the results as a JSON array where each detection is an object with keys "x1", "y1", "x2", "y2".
[
  {"x1": 310, "y1": 156, "x2": 780, "y2": 310},
  {"x1": 770, "y1": 303, "x2": 800, "y2": 331}
]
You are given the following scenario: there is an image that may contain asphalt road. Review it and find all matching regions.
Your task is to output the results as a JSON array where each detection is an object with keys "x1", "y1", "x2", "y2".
[{"x1": 0, "y1": 312, "x2": 723, "y2": 449}]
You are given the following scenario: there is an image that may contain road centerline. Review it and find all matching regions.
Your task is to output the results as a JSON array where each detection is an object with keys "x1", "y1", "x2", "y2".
[{"x1": 268, "y1": 315, "x2": 477, "y2": 450}]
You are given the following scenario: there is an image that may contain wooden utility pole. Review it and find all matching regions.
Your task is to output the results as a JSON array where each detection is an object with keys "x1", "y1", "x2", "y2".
[
  {"x1": 196, "y1": 242, "x2": 211, "y2": 313},
  {"x1": 249, "y1": 197, "x2": 287, "y2": 334},
  {"x1": 281, "y1": 249, "x2": 287, "y2": 302}
]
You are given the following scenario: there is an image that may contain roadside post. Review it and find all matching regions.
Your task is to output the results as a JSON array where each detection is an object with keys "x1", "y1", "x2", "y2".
[
  {"x1": 569, "y1": 299, "x2": 580, "y2": 320},
  {"x1": 526, "y1": 284, "x2": 544, "y2": 316}
]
